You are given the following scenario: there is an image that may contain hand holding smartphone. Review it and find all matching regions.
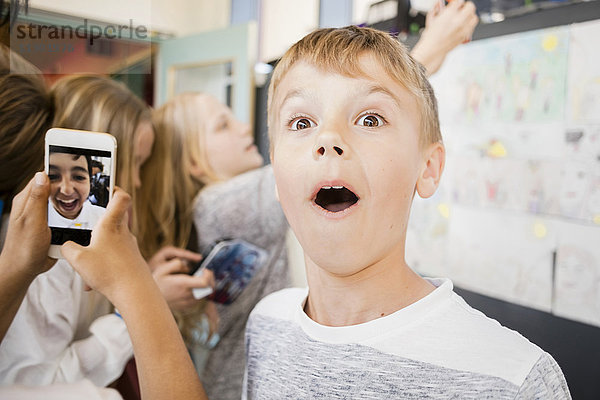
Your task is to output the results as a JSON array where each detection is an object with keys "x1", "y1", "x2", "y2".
[
  {"x1": 45, "y1": 128, "x2": 117, "y2": 259},
  {"x1": 192, "y1": 239, "x2": 268, "y2": 305}
]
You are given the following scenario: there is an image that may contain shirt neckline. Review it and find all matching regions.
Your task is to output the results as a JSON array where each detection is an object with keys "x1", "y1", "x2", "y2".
[{"x1": 295, "y1": 278, "x2": 453, "y2": 344}]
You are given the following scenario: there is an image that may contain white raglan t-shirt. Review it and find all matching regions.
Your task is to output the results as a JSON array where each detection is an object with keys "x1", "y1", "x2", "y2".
[{"x1": 244, "y1": 278, "x2": 570, "y2": 399}]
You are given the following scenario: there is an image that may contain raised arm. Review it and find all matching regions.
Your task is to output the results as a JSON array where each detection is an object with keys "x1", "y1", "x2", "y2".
[
  {"x1": 0, "y1": 172, "x2": 56, "y2": 342},
  {"x1": 410, "y1": 0, "x2": 479, "y2": 76},
  {"x1": 62, "y1": 189, "x2": 209, "y2": 400}
]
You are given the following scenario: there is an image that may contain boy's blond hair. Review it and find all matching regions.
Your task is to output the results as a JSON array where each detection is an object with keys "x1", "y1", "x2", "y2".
[{"x1": 267, "y1": 25, "x2": 441, "y2": 149}]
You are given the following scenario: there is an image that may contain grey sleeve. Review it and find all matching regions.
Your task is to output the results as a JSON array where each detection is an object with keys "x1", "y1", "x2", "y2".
[
  {"x1": 515, "y1": 353, "x2": 571, "y2": 400},
  {"x1": 193, "y1": 165, "x2": 287, "y2": 251}
]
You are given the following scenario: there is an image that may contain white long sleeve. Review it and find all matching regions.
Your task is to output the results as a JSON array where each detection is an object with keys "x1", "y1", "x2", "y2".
[
  {"x1": 0, "y1": 379, "x2": 122, "y2": 400},
  {"x1": 0, "y1": 260, "x2": 133, "y2": 386}
]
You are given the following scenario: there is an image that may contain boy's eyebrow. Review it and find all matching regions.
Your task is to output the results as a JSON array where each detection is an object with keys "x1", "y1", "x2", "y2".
[
  {"x1": 278, "y1": 84, "x2": 406, "y2": 111},
  {"x1": 279, "y1": 88, "x2": 312, "y2": 109},
  {"x1": 71, "y1": 166, "x2": 88, "y2": 175},
  {"x1": 366, "y1": 84, "x2": 405, "y2": 110}
]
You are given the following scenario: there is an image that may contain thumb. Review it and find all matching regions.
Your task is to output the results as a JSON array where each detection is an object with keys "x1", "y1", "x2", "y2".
[
  {"x1": 61, "y1": 240, "x2": 85, "y2": 266},
  {"x1": 187, "y1": 269, "x2": 215, "y2": 289},
  {"x1": 21, "y1": 172, "x2": 50, "y2": 219},
  {"x1": 101, "y1": 188, "x2": 131, "y2": 230}
]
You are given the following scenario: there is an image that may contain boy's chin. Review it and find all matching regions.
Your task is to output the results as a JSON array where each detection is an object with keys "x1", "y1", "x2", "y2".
[{"x1": 304, "y1": 248, "x2": 367, "y2": 277}]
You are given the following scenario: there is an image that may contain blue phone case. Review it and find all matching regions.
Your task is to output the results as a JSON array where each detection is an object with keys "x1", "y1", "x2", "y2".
[{"x1": 193, "y1": 239, "x2": 268, "y2": 304}]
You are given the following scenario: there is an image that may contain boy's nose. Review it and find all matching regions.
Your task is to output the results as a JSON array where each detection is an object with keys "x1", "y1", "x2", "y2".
[
  {"x1": 315, "y1": 145, "x2": 343, "y2": 156},
  {"x1": 60, "y1": 180, "x2": 74, "y2": 194},
  {"x1": 313, "y1": 131, "x2": 346, "y2": 159}
]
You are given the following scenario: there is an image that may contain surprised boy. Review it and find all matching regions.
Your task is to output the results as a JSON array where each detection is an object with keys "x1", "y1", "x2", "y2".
[{"x1": 244, "y1": 26, "x2": 570, "y2": 399}]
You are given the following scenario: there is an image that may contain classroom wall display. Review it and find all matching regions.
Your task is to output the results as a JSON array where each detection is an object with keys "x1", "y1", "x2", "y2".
[{"x1": 407, "y1": 19, "x2": 600, "y2": 328}]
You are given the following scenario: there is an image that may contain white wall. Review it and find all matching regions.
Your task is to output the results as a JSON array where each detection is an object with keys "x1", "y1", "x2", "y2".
[
  {"x1": 29, "y1": 0, "x2": 230, "y2": 37},
  {"x1": 259, "y1": 0, "x2": 319, "y2": 62}
]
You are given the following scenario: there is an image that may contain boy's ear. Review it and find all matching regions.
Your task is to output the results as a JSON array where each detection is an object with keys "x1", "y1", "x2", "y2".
[{"x1": 416, "y1": 142, "x2": 445, "y2": 199}]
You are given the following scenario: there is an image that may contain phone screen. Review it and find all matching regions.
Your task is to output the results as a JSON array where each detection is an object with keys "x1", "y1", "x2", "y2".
[
  {"x1": 192, "y1": 239, "x2": 268, "y2": 304},
  {"x1": 47, "y1": 145, "x2": 113, "y2": 246}
]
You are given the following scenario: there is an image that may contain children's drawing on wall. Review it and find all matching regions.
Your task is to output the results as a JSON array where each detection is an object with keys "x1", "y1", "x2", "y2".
[
  {"x1": 445, "y1": 207, "x2": 554, "y2": 312},
  {"x1": 406, "y1": 192, "x2": 450, "y2": 279},
  {"x1": 567, "y1": 20, "x2": 600, "y2": 124},
  {"x1": 553, "y1": 222, "x2": 600, "y2": 327},
  {"x1": 511, "y1": 123, "x2": 565, "y2": 160},
  {"x1": 585, "y1": 174, "x2": 600, "y2": 226},
  {"x1": 432, "y1": 26, "x2": 569, "y2": 127},
  {"x1": 446, "y1": 156, "x2": 483, "y2": 207},
  {"x1": 410, "y1": 20, "x2": 600, "y2": 327},
  {"x1": 564, "y1": 126, "x2": 600, "y2": 164},
  {"x1": 557, "y1": 159, "x2": 592, "y2": 220},
  {"x1": 518, "y1": 160, "x2": 562, "y2": 216}
]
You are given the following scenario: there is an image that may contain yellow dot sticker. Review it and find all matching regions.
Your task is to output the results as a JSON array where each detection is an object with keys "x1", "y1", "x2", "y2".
[
  {"x1": 487, "y1": 140, "x2": 507, "y2": 158},
  {"x1": 542, "y1": 35, "x2": 558, "y2": 52},
  {"x1": 533, "y1": 221, "x2": 547, "y2": 238},
  {"x1": 437, "y1": 203, "x2": 450, "y2": 219}
]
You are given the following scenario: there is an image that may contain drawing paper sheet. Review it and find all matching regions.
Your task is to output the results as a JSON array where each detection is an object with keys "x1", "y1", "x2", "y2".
[
  {"x1": 431, "y1": 26, "x2": 569, "y2": 127},
  {"x1": 553, "y1": 221, "x2": 600, "y2": 327},
  {"x1": 445, "y1": 206, "x2": 555, "y2": 312},
  {"x1": 566, "y1": 19, "x2": 600, "y2": 124}
]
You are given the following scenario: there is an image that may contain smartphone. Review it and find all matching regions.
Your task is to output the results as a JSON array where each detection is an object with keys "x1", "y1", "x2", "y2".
[
  {"x1": 192, "y1": 239, "x2": 268, "y2": 304},
  {"x1": 45, "y1": 128, "x2": 117, "y2": 259}
]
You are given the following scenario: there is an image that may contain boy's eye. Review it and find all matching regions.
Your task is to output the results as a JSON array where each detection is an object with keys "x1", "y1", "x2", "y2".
[
  {"x1": 73, "y1": 174, "x2": 88, "y2": 182},
  {"x1": 356, "y1": 114, "x2": 385, "y2": 127},
  {"x1": 48, "y1": 174, "x2": 60, "y2": 182},
  {"x1": 290, "y1": 118, "x2": 315, "y2": 131}
]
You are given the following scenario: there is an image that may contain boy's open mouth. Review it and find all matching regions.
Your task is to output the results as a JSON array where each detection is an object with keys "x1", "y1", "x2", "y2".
[
  {"x1": 314, "y1": 186, "x2": 359, "y2": 212},
  {"x1": 57, "y1": 198, "x2": 79, "y2": 213}
]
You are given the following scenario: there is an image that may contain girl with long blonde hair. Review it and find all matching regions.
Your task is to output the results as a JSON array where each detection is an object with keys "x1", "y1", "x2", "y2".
[
  {"x1": 146, "y1": 92, "x2": 289, "y2": 400},
  {"x1": 138, "y1": 92, "x2": 263, "y2": 257}
]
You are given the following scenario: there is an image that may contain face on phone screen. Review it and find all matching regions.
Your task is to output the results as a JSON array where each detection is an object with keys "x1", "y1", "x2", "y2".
[{"x1": 48, "y1": 145, "x2": 112, "y2": 245}]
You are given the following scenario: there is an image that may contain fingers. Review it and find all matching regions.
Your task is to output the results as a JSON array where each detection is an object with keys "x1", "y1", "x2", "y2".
[
  {"x1": 61, "y1": 240, "x2": 84, "y2": 266},
  {"x1": 101, "y1": 188, "x2": 131, "y2": 230},
  {"x1": 155, "y1": 258, "x2": 190, "y2": 275},
  {"x1": 11, "y1": 173, "x2": 46, "y2": 218},
  {"x1": 427, "y1": 0, "x2": 442, "y2": 20},
  {"x1": 23, "y1": 172, "x2": 50, "y2": 224},
  {"x1": 459, "y1": 1, "x2": 478, "y2": 42},
  {"x1": 446, "y1": 0, "x2": 463, "y2": 10},
  {"x1": 157, "y1": 246, "x2": 203, "y2": 263},
  {"x1": 462, "y1": 0, "x2": 476, "y2": 13},
  {"x1": 162, "y1": 269, "x2": 214, "y2": 290},
  {"x1": 9, "y1": 181, "x2": 30, "y2": 217},
  {"x1": 171, "y1": 248, "x2": 203, "y2": 263},
  {"x1": 186, "y1": 269, "x2": 215, "y2": 289}
]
